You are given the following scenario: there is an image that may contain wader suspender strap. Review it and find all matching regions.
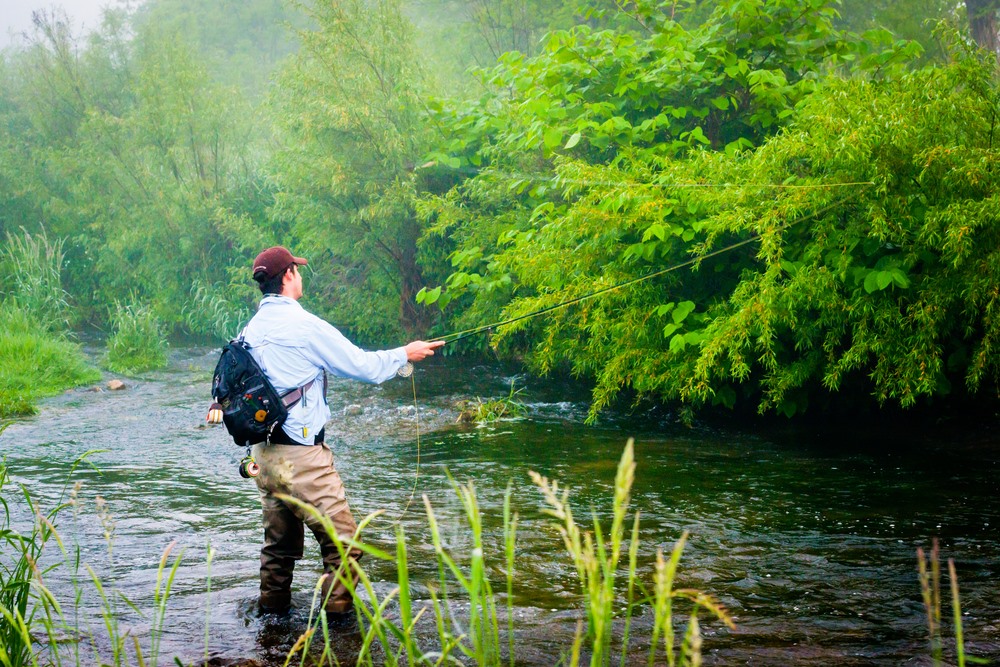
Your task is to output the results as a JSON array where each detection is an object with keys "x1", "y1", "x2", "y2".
[
  {"x1": 279, "y1": 371, "x2": 327, "y2": 408},
  {"x1": 280, "y1": 379, "x2": 313, "y2": 409}
]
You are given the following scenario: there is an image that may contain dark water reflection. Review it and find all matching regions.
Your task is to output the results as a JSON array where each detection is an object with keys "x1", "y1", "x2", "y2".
[{"x1": 1, "y1": 346, "x2": 999, "y2": 665}]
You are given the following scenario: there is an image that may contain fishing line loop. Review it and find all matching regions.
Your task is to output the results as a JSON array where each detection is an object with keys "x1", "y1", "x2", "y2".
[{"x1": 432, "y1": 188, "x2": 869, "y2": 346}]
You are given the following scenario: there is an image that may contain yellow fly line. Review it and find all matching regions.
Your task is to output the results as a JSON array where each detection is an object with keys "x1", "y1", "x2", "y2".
[{"x1": 395, "y1": 183, "x2": 873, "y2": 519}]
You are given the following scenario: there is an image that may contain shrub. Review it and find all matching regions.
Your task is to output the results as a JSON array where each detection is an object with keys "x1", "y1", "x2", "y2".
[
  {"x1": 0, "y1": 229, "x2": 72, "y2": 333},
  {"x1": 104, "y1": 300, "x2": 169, "y2": 375}
]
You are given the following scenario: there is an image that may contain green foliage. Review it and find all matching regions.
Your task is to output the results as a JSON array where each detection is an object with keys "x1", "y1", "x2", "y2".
[
  {"x1": 836, "y1": 0, "x2": 957, "y2": 63},
  {"x1": 104, "y1": 300, "x2": 169, "y2": 375},
  {"x1": 414, "y1": 1, "x2": 1000, "y2": 419},
  {"x1": 0, "y1": 228, "x2": 99, "y2": 417},
  {"x1": 417, "y1": 0, "x2": 883, "y2": 415},
  {"x1": 268, "y1": 0, "x2": 446, "y2": 339},
  {"x1": 183, "y1": 279, "x2": 254, "y2": 342},
  {"x1": 0, "y1": 458, "x2": 58, "y2": 667},
  {"x1": 130, "y1": 0, "x2": 307, "y2": 97},
  {"x1": 456, "y1": 381, "x2": 527, "y2": 424},
  {"x1": 0, "y1": 226, "x2": 98, "y2": 417},
  {"x1": 0, "y1": 9, "x2": 264, "y2": 332},
  {"x1": 0, "y1": 454, "x2": 190, "y2": 666},
  {"x1": 0, "y1": 228, "x2": 72, "y2": 333}
]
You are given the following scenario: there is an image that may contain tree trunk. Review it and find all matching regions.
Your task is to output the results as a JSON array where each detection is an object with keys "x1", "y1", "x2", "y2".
[
  {"x1": 966, "y1": 0, "x2": 1000, "y2": 59},
  {"x1": 396, "y1": 217, "x2": 432, "y2": 336}
]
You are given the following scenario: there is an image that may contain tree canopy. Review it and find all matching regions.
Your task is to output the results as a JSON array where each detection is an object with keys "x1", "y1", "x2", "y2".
[{"x1": 2, "y1": 0, "x2": 1000, "y2": 419}]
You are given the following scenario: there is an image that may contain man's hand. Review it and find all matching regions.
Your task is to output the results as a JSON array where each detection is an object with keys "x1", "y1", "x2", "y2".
[
  {"x1": 206, "y1": 403, "x2": 224, "y2": 424},
  {"x1": 404, "y1": 340, "x2": 445, "y2": 362}
]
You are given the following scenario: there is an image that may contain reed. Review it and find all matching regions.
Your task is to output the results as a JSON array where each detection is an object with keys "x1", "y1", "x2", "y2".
[
  {"x1": 0, "y1": 453, "x2": 188, "y2": 667},
  {"x1": 917, "y1": 539, "x2": 982, "y2": 667},
  {"x1": 282, "y1": 439, "x2": 734, "y2": 667},
  {"x1": 104, "y1": 299, "x2": 169, "y2": 375},
  {"x1": 0, "y1": 228, "x2": 72, "y2": 334},
  {"x1": 2, "y1": 446, "x2": 989, "y2": 667}
]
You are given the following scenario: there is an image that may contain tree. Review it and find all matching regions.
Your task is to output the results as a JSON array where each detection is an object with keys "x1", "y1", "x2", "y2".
[
  {"x1": 269, "y1": 0, "x2": 450, "y2": 340},
  {"x1": 965, "y1": 0, "x2": 1000, "y2": 57},
  {"x1": 129, "y1": 0, "x2": 307, "y2": 97},
  {"x1": 0, "y1": 8, "x2": 261, "y2": 328},
  {"x1": 414, "y1": 0, "x2": 1000, "y2": 419}
]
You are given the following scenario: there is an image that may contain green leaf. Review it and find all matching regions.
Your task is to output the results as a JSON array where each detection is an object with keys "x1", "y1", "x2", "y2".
[
  {"x1": 890, "y1": 268, "x2": 910, "y2": 289},
  {"x1": 655, "y1": 303, "x2": 676, "y2": 316},
  {"x1": 418, "y1": 286, "x2": 441, "y2": 305},
  {"x1": 669, "y1": 334, "x2": 687, "y2": 353},
  {"x1": 863, "y1": 271, "x2": 880, "y2": 294},
  {"x1": 672, "y1": 301, "x2": 696, "y2": 324},
  {"x1": 643, "y1": 223, "x2": 666, "y2": 242},
  {"x1": 564, "y1": 132, "x2": 582, "y2": 149},
  {"x1": 543, "y1": 127, "x2": 563, "y2": 150},
  {"x1": 876, "y1": 270, "x2": 893, "y2": 290}
]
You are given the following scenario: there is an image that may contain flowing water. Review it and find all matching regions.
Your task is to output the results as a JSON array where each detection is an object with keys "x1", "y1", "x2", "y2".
[{"x1": 2, "y1": 345, "x2": 999, "y2": 665}]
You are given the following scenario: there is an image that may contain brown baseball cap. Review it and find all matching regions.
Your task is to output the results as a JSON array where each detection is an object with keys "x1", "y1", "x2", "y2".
[{"x1": 252, "y1": 246, "x2": 308, "y2": 280}]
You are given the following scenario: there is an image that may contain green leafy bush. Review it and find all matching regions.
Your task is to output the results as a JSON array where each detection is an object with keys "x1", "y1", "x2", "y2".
[
  {"x1": 104, "y1": 300, "x2": 169, "y2": 375},
  {"x1": 416, "y1": 3, "x2": 1000, "y2": 418}
]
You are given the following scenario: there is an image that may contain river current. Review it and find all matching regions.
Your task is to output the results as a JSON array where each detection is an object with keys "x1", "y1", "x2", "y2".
[{"x1": 1, "y1": 345, "x2": 998, "y2": 665}]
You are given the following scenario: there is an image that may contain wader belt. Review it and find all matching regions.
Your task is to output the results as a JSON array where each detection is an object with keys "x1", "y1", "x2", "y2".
[
  {"x1": 270, "y1": 371, "x2": 328, "y2": 445},
  {"x1": 269, "y1": 426, "x2": 325, "y2": 445}
]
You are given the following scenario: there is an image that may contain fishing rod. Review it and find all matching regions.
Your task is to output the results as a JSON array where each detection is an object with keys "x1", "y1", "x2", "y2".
[
  {"x1": 431, "y1": 187, "x2": 870, "y2": 347},
  {"x1": 395, "y1": 184, "x2": 871, "y2": 519}
]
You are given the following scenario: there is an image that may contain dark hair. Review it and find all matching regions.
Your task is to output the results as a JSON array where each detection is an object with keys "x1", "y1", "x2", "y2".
[{"x1": 255, "y1": 264, "x2": 293, "y2": 295}]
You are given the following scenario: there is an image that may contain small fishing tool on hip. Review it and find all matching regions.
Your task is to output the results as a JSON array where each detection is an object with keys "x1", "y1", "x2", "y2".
[{"x1": 239, "y1": 447, "x2": 260, "y2": 478}]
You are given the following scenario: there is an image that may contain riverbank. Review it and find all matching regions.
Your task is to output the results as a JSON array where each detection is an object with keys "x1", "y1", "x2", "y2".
[{"x1": 0, "y1": 307, "x2": 100, "y2": 418}]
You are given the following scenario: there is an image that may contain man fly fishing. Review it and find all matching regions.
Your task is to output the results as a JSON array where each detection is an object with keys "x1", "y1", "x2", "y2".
[{"x1": 207, "y1": 246, "x2": 443, "y2": 617}]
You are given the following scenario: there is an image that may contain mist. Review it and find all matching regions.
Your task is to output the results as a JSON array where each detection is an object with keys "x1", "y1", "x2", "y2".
[{"x1": 0, "y1": 0, "x2": 113, "y2": 47}]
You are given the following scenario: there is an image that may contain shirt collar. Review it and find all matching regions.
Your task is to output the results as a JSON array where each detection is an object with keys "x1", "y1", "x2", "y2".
[{"x1": 258, "y1": 294, "x2": 302, "y2": 310}]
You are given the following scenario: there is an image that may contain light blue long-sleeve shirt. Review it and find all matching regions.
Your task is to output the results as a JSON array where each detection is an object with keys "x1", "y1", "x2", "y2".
[{"x1": 241, "y1": 295, "x2": 407, "y2": 445}]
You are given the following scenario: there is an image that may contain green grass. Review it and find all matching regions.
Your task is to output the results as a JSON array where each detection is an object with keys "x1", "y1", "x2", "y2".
[
  {"x1": 284, "y1": 439, "x2": 735, "y2": 667},
  {"x1": 104, "y1": 300, "x2": 169, "y2": 375},
  {"x1": 0, "y1": 443, "x2": 984, "y2": 667},
  {"x1": 0, "y1": 305, "x2": 100, "y2": 418},
  {"x1": 0, "y1": 229, "x2": 71, "y2": 334}
]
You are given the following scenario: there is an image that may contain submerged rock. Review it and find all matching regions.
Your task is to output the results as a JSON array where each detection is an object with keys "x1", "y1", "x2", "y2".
[{"x1": 344, "y1": 404, "x2": 363, "y2": 416}]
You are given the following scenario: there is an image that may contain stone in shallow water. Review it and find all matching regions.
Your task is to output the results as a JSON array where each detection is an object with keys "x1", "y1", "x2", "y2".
[{"x1": 107, "y1": 379, "x2": 126, "y2": 391}]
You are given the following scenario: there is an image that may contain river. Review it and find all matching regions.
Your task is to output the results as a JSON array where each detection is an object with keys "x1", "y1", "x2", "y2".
[{"x1": 1, "y1": 345, "x2": 998, "y2": 665}]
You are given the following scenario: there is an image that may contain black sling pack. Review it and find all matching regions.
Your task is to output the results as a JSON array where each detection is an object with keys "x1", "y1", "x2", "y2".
[{"x1": 211, "y1": 338, "x2": 315, "y2": 447}]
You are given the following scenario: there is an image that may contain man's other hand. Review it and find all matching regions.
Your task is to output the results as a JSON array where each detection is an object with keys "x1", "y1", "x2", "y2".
[
  {"x1": 206, "y1": 403, "x2": 224, "y2": 424},
  {"x1": 404, "y1": 340, "x2": 445, "y2": 362}
]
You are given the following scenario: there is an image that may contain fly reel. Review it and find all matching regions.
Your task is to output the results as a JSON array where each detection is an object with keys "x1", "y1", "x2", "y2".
[{"x1": 239, "y1": 449, "x2": 260, "y2": 478}]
